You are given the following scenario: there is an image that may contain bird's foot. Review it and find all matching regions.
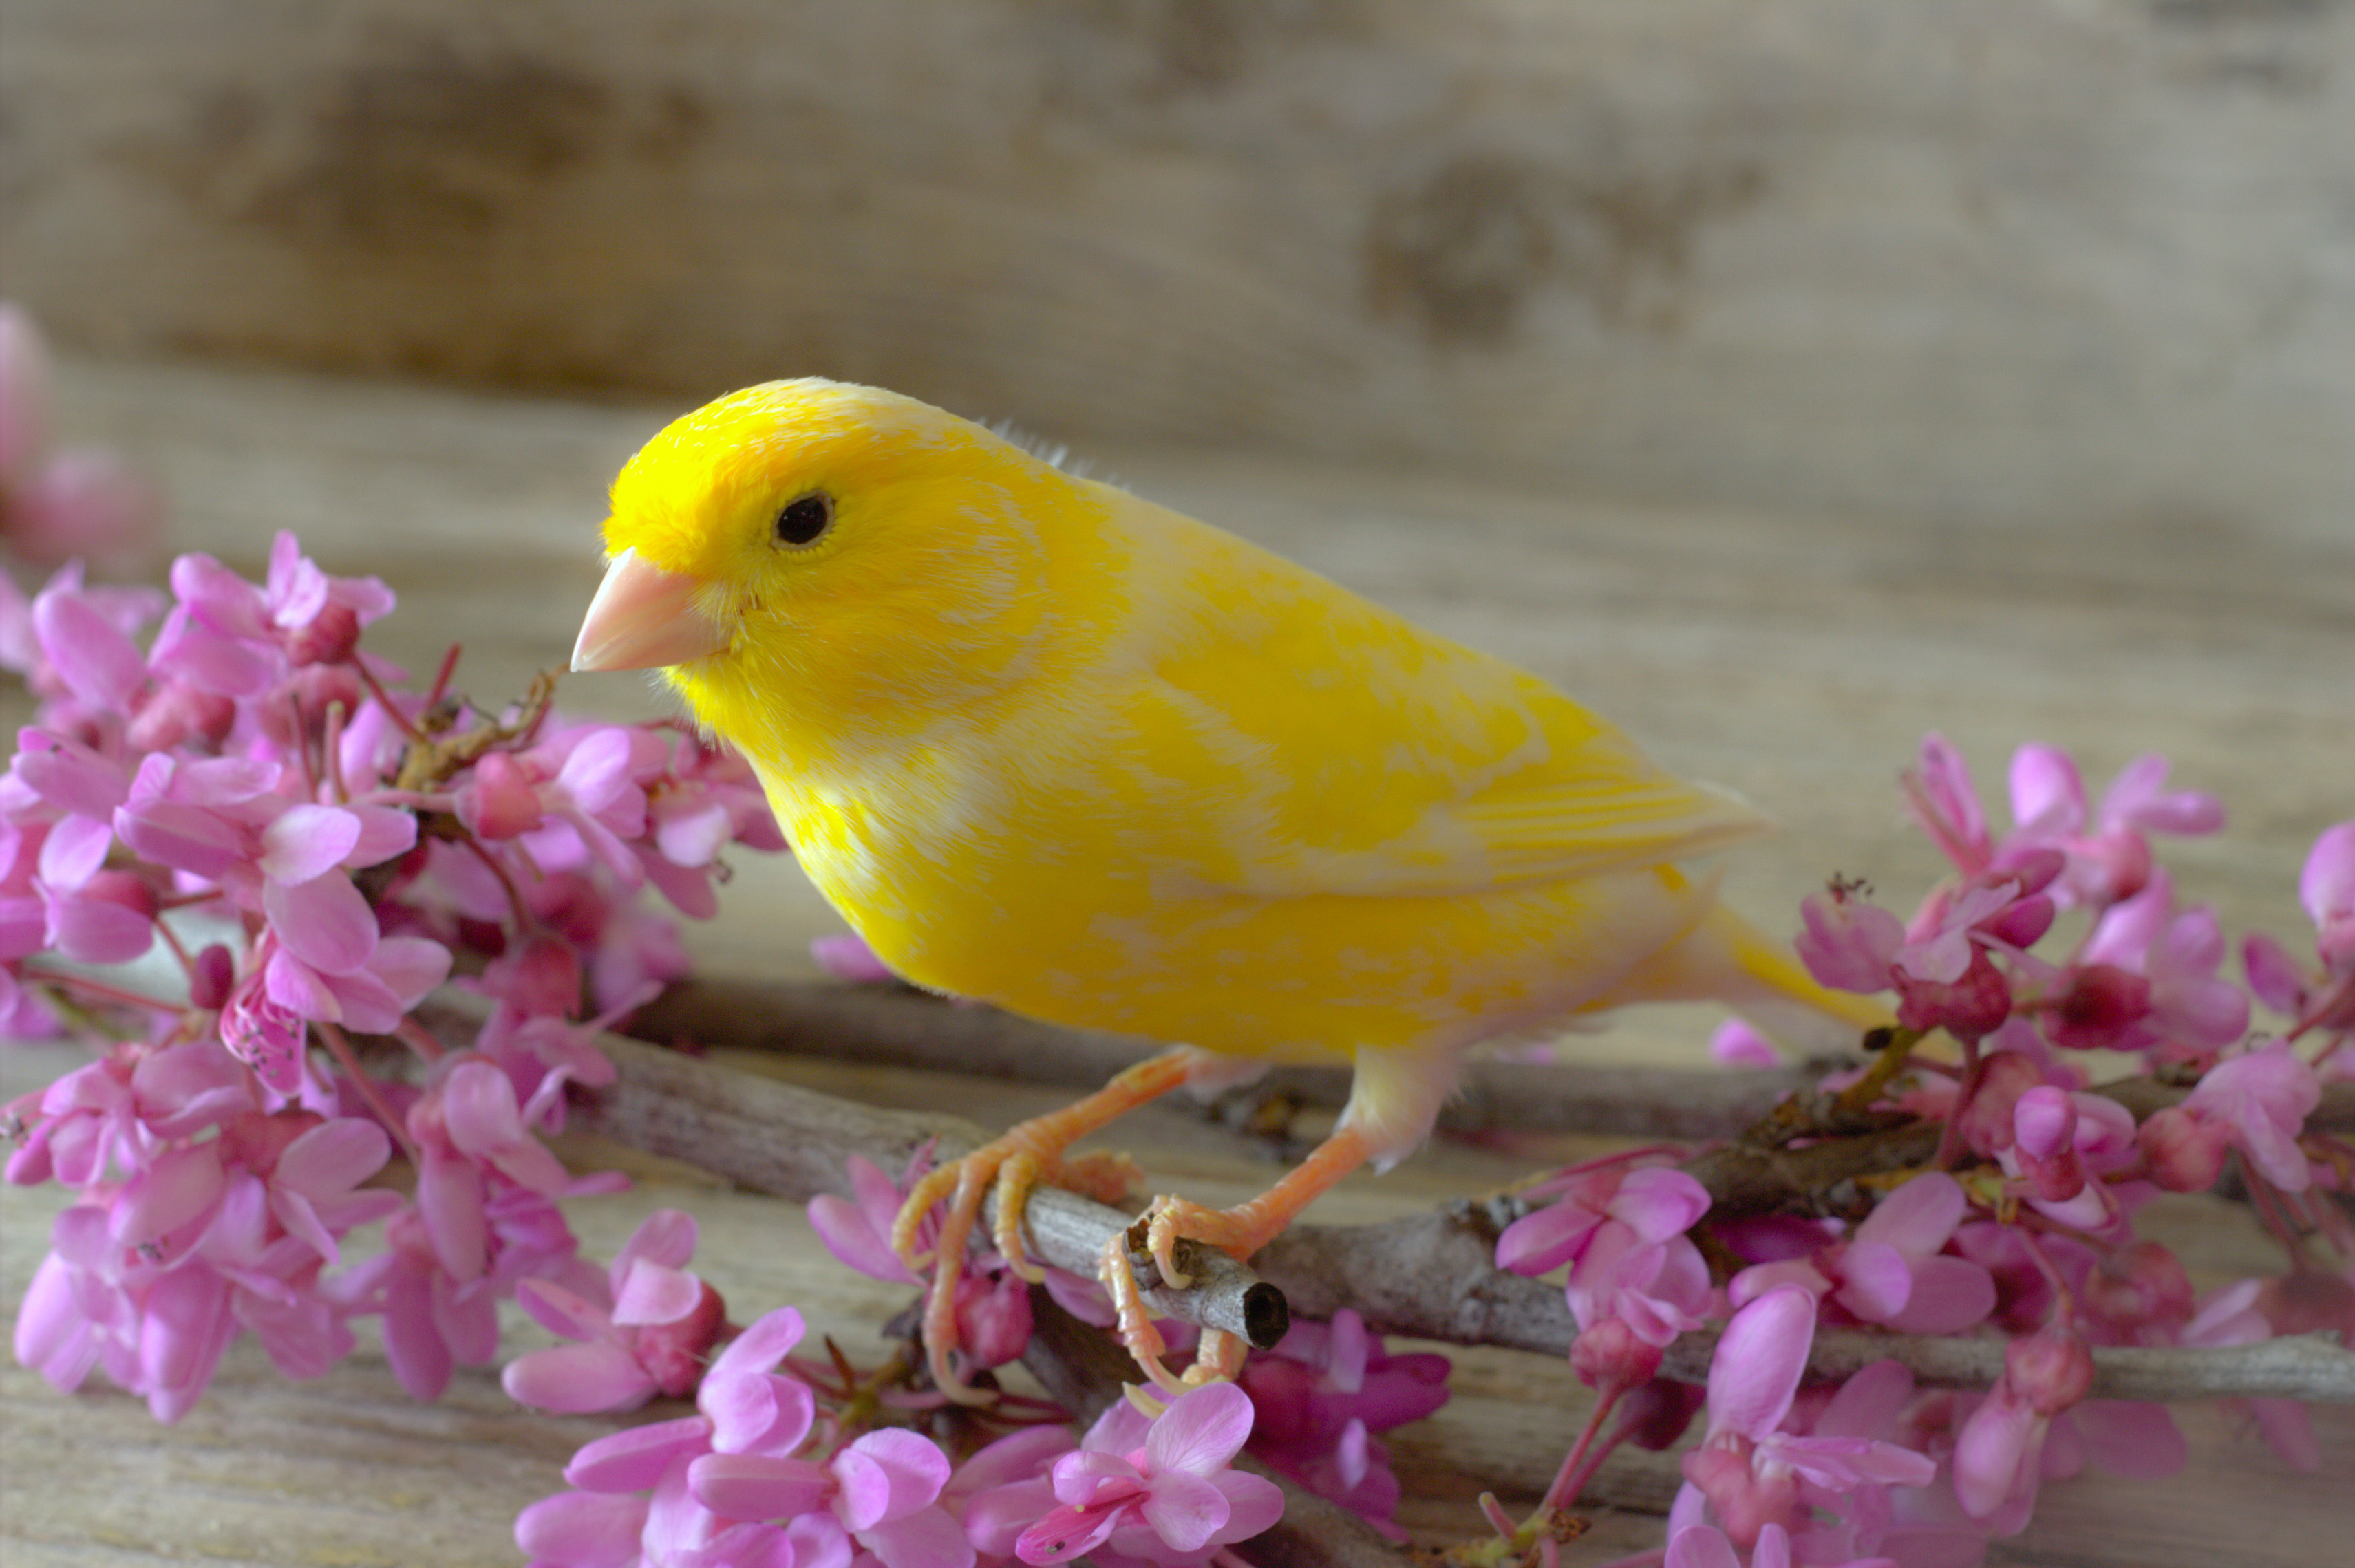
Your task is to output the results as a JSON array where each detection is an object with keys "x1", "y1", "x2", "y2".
[
  {"x1": 1142, "y1": 1194, "x2": 1287, "y2": 1289},
  {"x1": 1097, "y1": 1229, "x2": 1252, "y2": 1397},
  {"x1": 891, "y1": 1130, "x2": 1140, "y2": 1405}
]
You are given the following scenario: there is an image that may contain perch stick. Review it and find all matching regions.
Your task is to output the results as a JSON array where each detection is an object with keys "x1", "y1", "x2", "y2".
[{"x1": 416, "y1": 995, "x2": 2355, "y2": 1404}]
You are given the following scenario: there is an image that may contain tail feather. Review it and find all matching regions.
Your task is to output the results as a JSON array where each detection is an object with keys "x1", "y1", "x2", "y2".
[{"x1": 1598, "y1": 901, "x2": 1893, "y2": 1054}]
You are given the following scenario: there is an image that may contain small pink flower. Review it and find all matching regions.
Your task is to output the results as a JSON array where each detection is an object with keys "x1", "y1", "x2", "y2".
[
  {"x1": 2177, "y1": 1038, "x2": 2320, "y2": 1192},
  {"x1": 1730, "y1": 1172, "x2": 1995, "y2": 1336},
  {"x1": 1672, "y1": 1286, "x2": 1937, "y2": 1552},
  {"x1": 1014, "y1": 1381, "x2": 1285, "y2": 1565},
  {"x1": 504, "y1": 1207, "x2": 727, "y2": 1413},
  {"x1": 1951, "y1": 1321, "x2": 2094, "y2": 1529}
]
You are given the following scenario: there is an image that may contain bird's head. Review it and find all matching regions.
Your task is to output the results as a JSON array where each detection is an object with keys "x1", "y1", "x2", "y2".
[{"x1": 573, "y1": 378, "x2": 1098, "y2": 751}]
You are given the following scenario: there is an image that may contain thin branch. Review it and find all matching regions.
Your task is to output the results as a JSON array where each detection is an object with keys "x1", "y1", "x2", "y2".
[{"x1": 418, "y1": 994, "x2": 2355, "y2": 1404}]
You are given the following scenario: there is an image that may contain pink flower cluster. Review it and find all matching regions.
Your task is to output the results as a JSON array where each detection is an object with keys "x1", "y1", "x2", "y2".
[
  {"x1": 5, "y1": 529, "x2": 783, "y2": 1419},
  {"x1": 518, "y1": 1307, "x2": 1286, "y2": 1568},
  {"x1": 1492, "y1": 738, "x2": 2352, "y2": 1568}
]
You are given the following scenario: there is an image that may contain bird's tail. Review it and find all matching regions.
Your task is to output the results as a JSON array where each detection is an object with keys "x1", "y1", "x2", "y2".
[{"x1": 1601, "y1": 899, "x2": 1893, "y2": 1054}]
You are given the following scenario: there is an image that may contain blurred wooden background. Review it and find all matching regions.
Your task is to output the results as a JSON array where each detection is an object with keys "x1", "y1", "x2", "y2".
[
  {"x1": 3, "y1": 3, "x2": 2351, "y2": 1565},
  {"x1": 6, "y1": 0, "x2": 2352, "y2": 543}
]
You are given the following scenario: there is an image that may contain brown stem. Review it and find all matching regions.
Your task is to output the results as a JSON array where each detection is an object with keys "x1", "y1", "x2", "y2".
[{"x1": 413, "y1": 991, "x2": 2355, "y2": 1404}]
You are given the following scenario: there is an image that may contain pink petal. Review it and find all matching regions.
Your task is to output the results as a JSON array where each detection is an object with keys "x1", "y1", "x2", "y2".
[
  {"x1": 1830, "y1": 1241, "x2": 1915, "y2": 1323},
  {"x1": 13, "y1": 1250, "x2": 97, "y2": 1391},
  {"x1": 1016, "y1": 1503, "x2": 1125, "y2": 1565},
  {"x1": 2301, "y1": 823, "x2": 2355, "y2": 933},
  {"x1": 809, "y1": 1192, "x2": 913, "y2": 1282},
  {"x1": 1953, "y1": 1390, "x2": 2040, "y2": 1520},
  {"x1": 836, "y1": 1429, "x2": 952, "y2": 1525},
  {"x1": 1812, "y1": 1359, "x2": 1915, "y2": 1439},
  {"x1": 341, "y1": 802, "x2": 418, "y2": 868},
  {"x1": 264, "y1": 870, "x2": 378, "y2": 975},
  {"x1": 34, "y1": 584, "x2": 147, "y2": 711},
  {"x1": 812, "y1": 932, "x2": 899, "y2": 983},
  {"x1": 564, "y1": 1414, "x2": 715, "y2": 1492},
  {"x1": 12, "y1": 731, "x2": 129, "y2": 817},
  {"x1": 275, "y1": 1117, "x2": 391, "y2": 1197},
  {"x1": 614, "y1": 1258, "x2": 705, "y2": 1327},
  {"x1": 616, "y1": 1206, "x2": 701, "y2": 1278},
  {"x1": 504, "y1": 1340, "x2": 659, "y2": 1414},
  {"x1": 112, "y1": 1143, "x2": 226, "y2": 1248},
  {"x1": 860, "y1": 1505, "x2": 976, "y2": 1568},
  {"x1": 518, "y1": 1278, "x2": 615, "y2": 1340},
  {"x1": 138, "y1": 1263, "x2": 234, "y2": 1419},
  {"x1": 515, "y1": 1489, "x2": 652, "y2": 1568},
  {"x1": 1665, "y1": 1525, "x2": 1744, "y2": 1568},
  {"x1": 2007, "y1": 744, "x2": 2085, "y2": 835},
  {"x1": 1854, "y1": 1170, "x2": 1965, "y2": 1257},
  {"x1": 691, "y1": 1452, "x2": 834, "y2": 1521},
  {"x1": 1709, "y1": 1017, "x2": 1780, "y2": 1068},
  {"x1": 1144, "y1": 1380, "x2": 1257, "y2": 1476},
  {"x1": 50, "y1": 894, "x2": 155, "y2": 965},
  {"x1": 112, "y1": 798, "x2": 246, "y2": 879},
  {"x1": 416, "y1": 1149, "x2": 488, "y2": 1282},
  {"x1": 36, "y1": 811, "x2": 111, "y2": 887},
  {"x1": 1493, "y1": 1201, "x2": 1603, "y2": 1276},
  {"x1": 1137, "y1": 1470, "x2": 1230, "y2": 1553},
  {"x1": 1208, "y1": 1468, "x2": 1286, "y2": 1543},
  {"x1": 709, "y1": 1306, "x2": 806, "y2": 1382},
  {"x1": 705, "y1": 1370, "x2": 818, "y2": 1458},
  {"x1": 442, "y1": 1060, "x2": 528, "y2": 1156},
  {"x1": 1882, "y1": 1255, "x2": 1997, "y2": 1335},
  {"x1": 1607, "y1": 1168, "x2": 1712, "y2": 1243},
  {"x1": 2071, "y1": 1400, "x2": 2186, "y2": 1479},
  {"x1": 147, "y1": 607, "x2": 279, "y2": 698},
  {"x1": 1705, "y1": 1285, "x2": 1815, "y2": 1441},
  {"x1": 259, "y1": 805, "x2": 361, "y2": 885}
]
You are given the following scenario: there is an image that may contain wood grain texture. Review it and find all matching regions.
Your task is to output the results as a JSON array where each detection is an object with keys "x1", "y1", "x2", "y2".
[
  {"x1": 3, "y1": 354, "x2": 2349, "y2": 1563},
  {"x1": 3, "y1": 1, "x2": 2352, "y2": 546}
]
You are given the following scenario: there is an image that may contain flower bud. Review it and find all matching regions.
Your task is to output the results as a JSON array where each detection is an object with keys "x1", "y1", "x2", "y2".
[
  {"x1": 456, "y1": 752, "x2": 544, "y2": 841},
  {"x1": 2012, "y1": 1086, "x2": 2086, "y2": 1202},
  {"x1": 1897, "y1": 947, "x2": 2012, "y2": 1044},
  {"x1": 79, "y1": 869, "x2": 157, "y2": 920},
  {"x1": 2082, "y1": 1241, "x2": 2193, "y2": 1342},
  {"x1": 481, "y1": 933, "x2": 582, "y2": 1019},
  {"x1": 1954, "y1": 1050, "x2": 2046, "y2": 1159},
  {"x1": 189, "y1": 943, "x2": 236, "y2": 1011},
  {"x1": 955, "y1": 1268, "x2": 1035, "y2": 1371},
  {"x1": 629, "y1": 1279, "x2": 729, "y2": 1398},
  {"x1": 2005, "y1": 1322, "x2": 2094, "y2": 1417},
  {"x1": 2137, "y1": 1105, "x2": 2227, "y2": 1192},
  {"x1": 1570, "y1": 1316, "x2": 1664, "y2": 1393}
]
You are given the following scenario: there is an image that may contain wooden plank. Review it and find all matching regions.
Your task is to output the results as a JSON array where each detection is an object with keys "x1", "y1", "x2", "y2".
[{"x1": 3, "y1": 1, "x2": 2351, "y2": 544}]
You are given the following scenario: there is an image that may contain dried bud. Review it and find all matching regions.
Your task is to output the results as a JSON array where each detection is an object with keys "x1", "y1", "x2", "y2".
[
  {"x1": 189, "y1": 943, "x2": 236, "y2": 1010},
  {"x1": 2137, "y1": 1105, "x2": 2228, "y2": 1192},
  {"x1": 2005, "y1": 1322, "x2": 2094, "y2": 1417}
]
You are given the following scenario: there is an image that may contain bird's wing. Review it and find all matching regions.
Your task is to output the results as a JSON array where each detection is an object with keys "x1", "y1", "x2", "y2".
[{"x1": 1107, "y1": 506, "x2": 1773, "y2": 901}]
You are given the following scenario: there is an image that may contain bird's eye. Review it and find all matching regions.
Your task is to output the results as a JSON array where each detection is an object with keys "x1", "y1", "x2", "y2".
[{"x1": 774, "y1": 491, "x2": 833, "y2": 547}]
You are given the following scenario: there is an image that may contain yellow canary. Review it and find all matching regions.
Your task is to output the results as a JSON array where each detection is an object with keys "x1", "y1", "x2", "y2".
[{"x1": 573, "y1": 378, "x2": 1882, "y2": 1397}]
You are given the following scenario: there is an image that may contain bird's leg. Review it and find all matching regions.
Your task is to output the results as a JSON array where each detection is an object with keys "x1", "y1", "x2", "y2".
[
  {"x1": 1147, "y1": 1124, "x2": 1376, "y2": 1287},
  {"x1": 892, "y1": 1046, "x2": 1197, "y2": 1401},
  {"x1": 1094, "y1": 1124, "x2": 1377, "y2": 1390}
]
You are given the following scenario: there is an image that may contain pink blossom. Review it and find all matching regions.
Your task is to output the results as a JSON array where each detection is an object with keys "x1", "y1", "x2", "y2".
[
  {"x1": 1014, "y1": 1381, "x2": 1284, "y2": 1565},
  {"x1": 1665, "y1": 1521, "x2": 1897, "y2": 1568},
  {"x1": 1239, "y1": 1309, "x2": 1448, "y2": 1538},
  {"x1": 1671, "y1": 1287, "x2": 1937, "y2": 1554},
  {"x1": 1498, "y1": 1163, "x2": 1715, "y2": 1347},
  {"x1": 504, "y1": 1207, "x2": 727, "y2": 1414},
  {"x1": 951, "y1": 1426, "x2": 1082, "y2": 1564},
  {"x1": 813, "y1": 931, "x2": 899, "y2": 983},
  {"x1": 2175, "y1": 1039, "x2": 2320, "y2": 1192},
  {"x1": 1729, "y1": 1172, "x2": 1994, "y2": 1336},
  {"x1": 1, "y1": 305, "x2": 164, "y2": 572},
  {"x1": 1950, "y1": 1322, "x2": 2094, "y2": 1530},
  {"x1": 809, "y1": 1150, "x2": 1041, "y2": 1374},
  {"x1": 2076, "y1": 871, "x2": 2249, "y2": 1058},
  {"x1": 2002, "y1": 747, "x2": 2221, "y2": 908}
]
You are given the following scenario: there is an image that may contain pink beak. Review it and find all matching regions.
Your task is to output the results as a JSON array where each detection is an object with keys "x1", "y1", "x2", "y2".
[{"x1": 571, "y1": 548, "x2": 732, "y2": 672}]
